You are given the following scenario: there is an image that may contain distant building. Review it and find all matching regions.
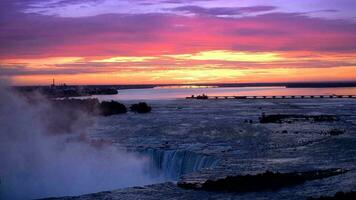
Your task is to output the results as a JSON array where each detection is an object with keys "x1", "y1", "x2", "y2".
[{"x1": 51, "y1": 78, "x2": 55, "y2": 87}]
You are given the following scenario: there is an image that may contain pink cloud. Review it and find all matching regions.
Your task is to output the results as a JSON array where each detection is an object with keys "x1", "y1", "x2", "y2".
[{"x1": 1, "y1": 10, "x2": 356, "y2": 60}]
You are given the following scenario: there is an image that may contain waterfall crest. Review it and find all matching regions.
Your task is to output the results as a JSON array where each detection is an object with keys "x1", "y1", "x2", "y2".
[{"x1": 142, "y1": 148, "x2": 219, "y2": 180}]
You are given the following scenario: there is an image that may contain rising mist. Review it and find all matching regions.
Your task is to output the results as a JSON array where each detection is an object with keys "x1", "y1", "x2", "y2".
[{"x1": 0, "y1": 85, "x2": 159, "y2": 200}]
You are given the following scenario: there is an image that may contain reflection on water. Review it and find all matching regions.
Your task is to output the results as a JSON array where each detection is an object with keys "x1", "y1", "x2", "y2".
[
  {"x1": 155, "y1": 85, "x2": 218, "y2": 89},
  {"x1": 88, "y1": 86, "x2": 356, "y2": 101}
]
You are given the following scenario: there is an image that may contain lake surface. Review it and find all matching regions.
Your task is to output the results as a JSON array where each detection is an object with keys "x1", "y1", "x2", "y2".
[{"x1": 87, "y1": 86, "x2": 356, "y2": 101}]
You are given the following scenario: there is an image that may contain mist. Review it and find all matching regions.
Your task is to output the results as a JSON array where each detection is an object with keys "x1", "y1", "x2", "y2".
[{"x1": 0, "y1": 85, "x2": 159, "y2": 200}]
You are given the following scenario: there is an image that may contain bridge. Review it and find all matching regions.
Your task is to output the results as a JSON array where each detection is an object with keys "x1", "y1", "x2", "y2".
[{"x1": 186, "y1": 94, "x2": 356, "y2": 100}]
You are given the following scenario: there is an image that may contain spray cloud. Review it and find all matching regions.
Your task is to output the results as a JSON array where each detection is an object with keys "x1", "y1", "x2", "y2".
[{"x1": 0, "y1": 83, "x2": 159, "y2": 199}]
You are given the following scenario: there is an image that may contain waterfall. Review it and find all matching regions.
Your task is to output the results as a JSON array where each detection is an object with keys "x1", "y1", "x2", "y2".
[{"x1": 141, "y1": 148, "x2": 220, "y2": 180}]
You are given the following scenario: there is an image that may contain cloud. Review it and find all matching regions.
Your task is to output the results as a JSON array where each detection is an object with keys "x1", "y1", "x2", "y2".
[
  {"x1": 0, "y1": 0, "x2": 356, "y2": 83},
  {"x1": 1, "y1": 10, "x2": 356, "y2": 60},
  {"x1": 2, "y1": 50, "x2": 356, "y2": 77},
  {"x1": 171, "y1": 5, "x2": 275, "y2": 16}
]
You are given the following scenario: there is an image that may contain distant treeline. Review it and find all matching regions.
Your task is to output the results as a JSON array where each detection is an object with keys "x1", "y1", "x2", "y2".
[
  {"x1": 14, "y1": 85, "x2": 118, "y2": 98},
  {"x1": 200, "y1": 82, "x2": 356, "y2": 88},
  {"x1": 14, "y1": 82, "x2": 356, "y2": 94}
]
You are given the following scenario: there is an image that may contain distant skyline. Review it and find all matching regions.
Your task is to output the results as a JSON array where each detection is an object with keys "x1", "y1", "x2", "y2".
[{"x1": 0, "y1": 0, "x2": 356, "y2": 85}]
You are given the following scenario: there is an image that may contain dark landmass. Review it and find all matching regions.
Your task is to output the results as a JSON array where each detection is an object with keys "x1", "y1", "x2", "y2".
[
  {"x1": 14, "y1": 81, "x2": 356, "y2": 95},
  {"x1": 308, "y1": 191, "x2": 356, "y2": 200},
  {"x1": 284, "y1": 82, "x2": 356, "y2": 88},
  {"x1": 12, "y1": 81, "x2": 356, "y2": 99},
  {"x1": 100, "y1": 101, "x2": 127, "y2": 116},
  {"x1": 325, "y1": 128, "x2": 345, "y2": 136},
  {"x1": 178, "y1": 169, "x2": 347, "y2": 193},
  {"x1": 200, "y1": 82, "x2": 356, "y2": 88},
  {"x1": 50, "y1": 99, "x2": 152, "y2": 116},
  {"x1": 130, "y1": 102, "x2": 152, "y2": 113},
  {"x1": 15, "y1": 85, "x2": 119, "y2": 98}
]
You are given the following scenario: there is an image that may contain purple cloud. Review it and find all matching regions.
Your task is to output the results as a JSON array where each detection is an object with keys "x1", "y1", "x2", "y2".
[{"x1": 171, "y1": 5, "x2": 276, "y2": 16}]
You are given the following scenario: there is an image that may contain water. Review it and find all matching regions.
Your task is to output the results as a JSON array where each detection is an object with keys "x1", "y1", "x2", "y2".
[
  {"x1": 142, "y1": 148, "x2": 219, "y2": 180},
  {"x1": 87, "y1": 86, "x2": 356, "y2": 101}
]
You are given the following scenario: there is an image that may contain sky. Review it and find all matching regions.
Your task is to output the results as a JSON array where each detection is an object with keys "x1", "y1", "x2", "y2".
[{"x1": 0, "y1": 0, "x2": 356, "y2": 85}]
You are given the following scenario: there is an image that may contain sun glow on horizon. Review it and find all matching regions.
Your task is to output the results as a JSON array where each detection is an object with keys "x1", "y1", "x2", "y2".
[
  {"x1": 2, "y1": 48, "x2": 356, "y2": 86},
  {"x1": 92, "y1": 56, "x2": 156, "y2": 63},
  {"x1": 165, "y1": 50, "x2": 283, "y2": 62},
  {"x1": 1, "y1": 0, "x2": 356, "y2": 85},
  {"x1": 8, "y1": 65, "x2": 356, "y2": 86}
]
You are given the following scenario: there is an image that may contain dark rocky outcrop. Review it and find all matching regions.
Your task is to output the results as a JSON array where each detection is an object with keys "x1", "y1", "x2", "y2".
[
  {"x1": 327, "y1": 128, "x2": 345, "y2": 136},
  {"x1": 130, "y1": 102, "x2": 152, "y2": 113},
  {"x1": 100, "y1": 101, "x2": 127, "y2": 116},
  {"x1": 178, "y1": 169, "x2": 347, "y2": 193},
  {"x1": 308, "y1": 191, "x2": 356, "y2": 200}
]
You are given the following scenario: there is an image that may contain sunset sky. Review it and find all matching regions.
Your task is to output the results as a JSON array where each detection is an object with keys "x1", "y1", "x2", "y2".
[{"x1": 0, "y1": 0, "x2": 356, "y2": 85}]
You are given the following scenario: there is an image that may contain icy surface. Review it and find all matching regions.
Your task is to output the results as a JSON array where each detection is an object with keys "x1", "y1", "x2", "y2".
[{"x1": 50, "y1": 98, "x2": 356, "y2": 199}]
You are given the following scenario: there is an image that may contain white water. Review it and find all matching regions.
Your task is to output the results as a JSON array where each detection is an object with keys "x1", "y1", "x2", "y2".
[{"x1": 143, "y1": 149, "x2": 219, "y2": 179}]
